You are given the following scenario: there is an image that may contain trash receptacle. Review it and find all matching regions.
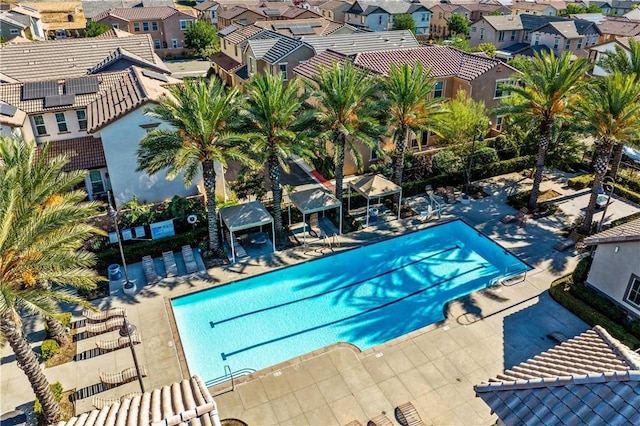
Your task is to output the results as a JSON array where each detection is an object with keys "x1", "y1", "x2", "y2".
[
  {"x1": 369, "y1": 208, "x2": 379, "y2": 223},
  {"x1": 108, "y1": 264, "x2": 122, "y2": 281}
]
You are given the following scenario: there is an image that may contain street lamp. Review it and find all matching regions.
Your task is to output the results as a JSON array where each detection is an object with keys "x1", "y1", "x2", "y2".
[
  {"x1": 597, "y1": 176, "x2": 616, "y2": 233},
  {"x1": 119, "y1": 317, "x2": 145, "y2": 393},
  {"x1": 106, "y1": 193, "x2": 136, "y2": 295},
  {"x1": 463, "y1": 125, "x2": 486, "y2": 202}
]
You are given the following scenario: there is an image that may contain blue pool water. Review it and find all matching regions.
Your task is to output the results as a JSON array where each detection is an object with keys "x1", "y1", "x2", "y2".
[{"x1": 171, "y1": 220, "x2": 529, "y2": 385}]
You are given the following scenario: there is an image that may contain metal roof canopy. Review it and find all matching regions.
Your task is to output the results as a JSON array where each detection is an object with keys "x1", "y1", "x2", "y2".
[
  {"x1": 288, "y1": 187, "x2": 342, "y2": 244},
  {"x1": 219, "y1": 201, "x2": 275, "y2": 263},
  {"x1": 348, "y1": 174, "x2": 402, "y2": 226}
]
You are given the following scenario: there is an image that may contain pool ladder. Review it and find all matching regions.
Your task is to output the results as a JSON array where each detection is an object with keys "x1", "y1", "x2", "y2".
[
  {"x1": 322, "y1": 233, "x2": 340, "y2": 251},
  {"x1": 207, "y1": 365, "x2": 256, "y2": 393}
]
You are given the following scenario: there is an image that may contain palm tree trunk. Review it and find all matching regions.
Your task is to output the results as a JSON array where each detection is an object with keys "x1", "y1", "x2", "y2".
[
  {"x1": 202, "y1": 159, "x2": 219, "y2": 253},
  {"x1": 609, "y1": 143, "x2": 624, "y2": 179},
  {"x1": 334, "y1": 134, "x2": 346, "y2": 203},
  {"x1": 1, "y1": 312, "x2": 61, "y2": 426},
  {"x1": 528, "y1": 120, "x2": 551, "y2": 210},
  {"x1": 268, "y1": 154, "x2": 285, "y2": 248},
  {"x1": 45, "y1": 317, "x2": 68, "y2": 347},
  {"x1": 582, "y1": 140, "x2": 614, "y2": 234},
  {"x1": 392, "y1": 127, "x2": 408, "y2": 204}
]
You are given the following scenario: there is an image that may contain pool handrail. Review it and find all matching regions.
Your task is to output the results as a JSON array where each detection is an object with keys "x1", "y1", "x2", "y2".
[{"x1": 206, "y1": 366, "x2": 256, "y2": 389}]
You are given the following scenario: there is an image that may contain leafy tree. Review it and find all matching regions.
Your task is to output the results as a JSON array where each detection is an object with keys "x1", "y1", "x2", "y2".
[
  {"x1": 446, "y1": 35, "x2": 471, "y2": 51},
  {"x1": 0, "y1": 137, "x2": 102, "y2": 425},
  {"x1": 448, "y1": 13, "x2": 469, "y2": 36},
  {"x1": 184, "y1": 20, "x2": 219, "y2": 56},
  {"x1": 392, "y1": 14, "x2": 416, "y2": 33},
  {"x1": 242, "y1": 73, "x2": 313, "y2": 247},
  {"x1": 507, "y1": 56, "x2": 534, "y2": 73},
  {"x1": 229, "y1": 170, "x2": 266, "y2": 201},
  {"x1": 559, "y1": 4, "x2": 587, "y2": 16},
  {"x1": 380, "y1": 62, "x2": 443, "y2": 189},
  {"x1": 475, "y1": 43, "x2": 497, "y2": 57},
  {"x1": 573, "y1": 73, "x2": 640, "y2": 233},
  {"x1": 137, "y1": 78, "x2": 252, "y2": 254},
  {"x1": 308, "y1": 62, "x2": 381, "y2": 202},
  {"x1": 494, "y1": 51, "x2": 590, "y2": 210},
  {"x1": 587, "y1": 4, "x2": 603, "y2": 13},
  {"x1": 489, "y1": 10, "x2": 504, "y2": 16},
  {"x1": 85, "y1": 21, "x2": 110, "y2": 37}
]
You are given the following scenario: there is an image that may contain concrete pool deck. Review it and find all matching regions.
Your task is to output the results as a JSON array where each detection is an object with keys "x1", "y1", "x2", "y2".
[{"x1": 2, "y1": 170, "x2": 635, "y2": 424}]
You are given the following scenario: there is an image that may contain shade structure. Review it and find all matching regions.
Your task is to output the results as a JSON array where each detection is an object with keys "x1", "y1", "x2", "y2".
[
  {"x1": 289, "y1": 187, "x2": 342, "y2": 244},
  {"x1": 219, "y1": 201, "x2": 275, "y2": 263},
  {"x1": 348, "y1": 174, "x2": 402, "y2": 226}
]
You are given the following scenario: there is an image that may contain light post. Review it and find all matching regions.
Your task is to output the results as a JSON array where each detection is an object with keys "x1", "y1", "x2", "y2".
[
  {"x1": 107, "y1": 193, "x2": 136, "y2": 295},
  {"x1": 597, "y1": 176, "x2": 616, "y2": 233},
  {"x1": 463, "y1": 125, "x2": 485, "y2": 202},
  {"x1": 119, "y1": 317, "x2": 145, "y2": 393}
]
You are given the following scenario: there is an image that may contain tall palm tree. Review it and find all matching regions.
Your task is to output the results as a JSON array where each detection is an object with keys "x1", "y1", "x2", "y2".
[
  {"x1": 381, "y1": 62, "x2": 443, "y2": 188},
  {"x1": 309, "y1": 62, "x2": 381, "y2": 202},
  {"x1": 0, "y1": 137, "x2": 102, "y2": 425},
  {"x1": 495, "y1": 51, "x2": 590, "y2": 210},
  {"x1": 598, "y1": 38, "x2": 640, "y2": 177},
  {"x1": 137, "y1": 78, "x2": 252, "y2": 253},
  {"x1": 242, "y1": 73, "x2": 313, "y2": 247},
  {"x1": 573, "y1": 73, "x2": 640, "y2": 233}
]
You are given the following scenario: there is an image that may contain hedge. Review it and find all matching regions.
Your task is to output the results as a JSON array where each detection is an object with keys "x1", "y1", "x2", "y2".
[
  {"x1": 567, "y1": 175, "x2": 640, "y2": 205},
  {"x1": 567, "y1": 175, "x2": 593, "y2": 190},
  {"x1": 41, "y1": 339, "x2": 59, "y2": 361},
  {"x1": 617, "y1": 171, "x2": 640, "y2": 193}
]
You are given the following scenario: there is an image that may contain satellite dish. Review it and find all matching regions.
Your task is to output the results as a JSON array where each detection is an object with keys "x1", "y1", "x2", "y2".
[{"x1": 187, "y1": 214, "x2": 198, "y2": 225}]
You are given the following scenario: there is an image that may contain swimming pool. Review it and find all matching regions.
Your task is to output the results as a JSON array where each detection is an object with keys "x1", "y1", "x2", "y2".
[{"x1": 171, "y1": 219, "x2": 529, "y2": 385}]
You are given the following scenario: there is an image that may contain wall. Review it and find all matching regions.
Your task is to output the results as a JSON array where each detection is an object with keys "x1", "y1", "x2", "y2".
[
  {"x1": 469, "y1": 64, "x2": 517, "y2": 113},
  {"x1": 411, "y1": 10, "x2": 430, "y2": 35},
  {"x1": 161, "y1": 13, "x2": 194, "y2": 57},
  {"x1": 31, "y1": 109, "x2": 89, "y2": 144},
  {"x1": 278, "y1": 45, "x2": 315, "y2": 81},
  {"x1": 587, "y1": 241, "x2": 640, "y2": 317},
  {"x1": 0, "y1": 20, "x2": 25, "y2": 40}
]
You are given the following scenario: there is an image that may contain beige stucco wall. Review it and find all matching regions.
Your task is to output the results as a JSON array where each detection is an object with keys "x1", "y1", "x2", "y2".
[
  {"x1": 587, "y1": 241, "x2": 640, "y2": 317},
  {"x1": 30, "y1": 109, "x2": 89, "y2": 144}
]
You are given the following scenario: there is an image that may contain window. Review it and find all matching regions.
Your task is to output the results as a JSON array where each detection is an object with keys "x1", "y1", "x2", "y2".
[
  {"x1": 112, "y1": 23, "x2": 119, "y2": 29},
  {"x1": 154, "y1": 39, "x2": 161, "y2": 49},
  {"x1": 33, "y1": 115, "x2": 47, "y2": 135},
  {"x1": 565, "y1": 39, "x2": 571, "y2": 50},
  {"x1": 494, "y1": 79, "x2": 513, "y2": 98},
  {"x1": 524, "y1": 30, "x2": 530, "y2": 41},
  {"x1": 422, "y1": 13, "x2": 427, "y2": 22},
  {"x1": 498, "y1": 31, "x2": 505, "y2": 42},
  {"x1": 133, "y1": 22, "x2": 140, "y2": 32},
  {"x1": 439, "y1": 12, "x2": 442, "y2": 19},
  {"x1": 577, "y1": 38, "x2": 583, "y2": 49},
  {"x1": 433, "y1": 81, "x2": 443, "y2": 98},
  {"x1": 480, "y1": 28, "x2": 485, "y2": 40},
  {"x1": 279, "y1": 63, "x2": 288, "y2": 81},
  {"x1": 534, "y1": 34, "x2": 540, "y2": 45},
  {"x1": 591, "y1": 35, "x2": 598, "y2": 45},
  {"x1": 10, "y1": 28, "x2": 20, "y2": 35},
  {"x1": 471, "y1": 27, "x2": 476, "y2": 32},
  {"x1": 553, "y1": 37, "x2": 560, "y2": 50},
  {"x1": 223, "y1": 39, "x2": 227, "y2": 49},
  {"x1": 143, "y1": 22, "x2": 149, "y2": 32},
  {"x1": 152, "y1": 21, "x2": 158, "y2": 31},
  {"x1": 361, "y1": 16, "x2": 365, "y2": 24},
  {"x1": 88, "y1": 170, "x2": 105, "y2": 195},
  {"x1": 378, "y1": 15, "x2": 382, "y2": 25},
  {"x1": 249, "y1": 57, "x2": 255, "y2": 73},
  {"x1": 510, "y1": 30, "x2": 516, "y2": 41},
  {"x1": 172, "y1": 39, "x2": 178, "y2": 48},
  {"x1": 54, "y1": 113, "x2": 68, "y2": 132},
  {"x1": 234, "y1": 45, "x2": 238, "y2": 56},
  {"x1": 495, "y1": 115, "x2": 504, "y2": 132},
  {"x1": 625, "y1": 275, "x2": 640, "y2": 309},
  {"x1": 76, "y1": 110, "x2": 87, "y2": 131},
  {"x1": 180, "y1": 20, "x2": 193, "y2": 30}
]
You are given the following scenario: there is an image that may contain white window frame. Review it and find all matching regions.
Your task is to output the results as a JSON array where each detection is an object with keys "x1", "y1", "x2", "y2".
[
  {"x1": 479, "y1": 28, "x2": 485, "y2": 40},
  {"x1": 33, "y1": 115, "x2": 47, "y2": 135},
  {"x1": 495, "y1": 115, "x2": 504, "y2": 132},
  {"x1": 180, "y1": 20, "x2": 193, "y2": 30},
  {"x1": 55, "y1": 112, "x2": 68, "y2": 133},
  {"x1": 577, "y1": 38, "x2": 583, "y2": 49},
  {"x1": 624, "y1": 275, "x2": 640, "y2": 309},
  {"x1": 553, "y1": 37, "x2": 560, "y2": 50},
  {"x1": 534, "y1": 34, "x2": 540, "y2": 45},
  {"x1": 422, "y1": 13, "x2": 427, "y2": 22},
  {"x1": 498, "y1": 31, "x2": 505, "y2": 42},
  {"x1": 494, "y1": 79, "x2": 513, "y2": 99},
  {"x1": 565, "y1": 39, "x2": 571, "y2": 50},
  {"x1": 142, "y1": 22, "x2": 149, "y2": 32},
  {"x1": 524, "y1": 30, "x2": 530, "y2": 41},
  {"x1": 154, "y1": 39, "x2": 161, "y2": 49},
  {"x1": 133, "y1": 22, "x2": 140, "y2": 32},
  {"x1": 510, "y1": 30, "x2": 516, "y2": 41},
  {"x1": 88, "y1": 169, "x2": 106, "y2": 197},
  {"x1": 152, "y1": 21, "x2": 158, "y2": 31},
  {"x1": 249, "y1": 56, "x2": 255, "y2": 73},
  {"x1": 76, "y1": 110, "x2": 87, "y2": 131},
  {"x1": 279, "y1": 63, "x2": 288, "y2": 81},
  {"x1": 112, "y1": 23, "x2": 119, "y2": 29},
  {"x1": 433, "y1": 81, "x2": 443, "y2": 98},
  {"x1": 10, "y1": 28, "x2": 20, "y2": 35}
]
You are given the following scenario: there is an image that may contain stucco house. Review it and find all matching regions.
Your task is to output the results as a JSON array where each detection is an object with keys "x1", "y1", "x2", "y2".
[
  {"x1": 0, "y1": 4, "x2": 45, "y2": 41},
  {"x1": 531, "y1": 19, "x2": 601, "y2": 57},
  {"x1": 510, "y1": 0, "x2": 561, "y2": 16},
  {"x1": 345, "y1": 0, "x2": 432, "y2": 35},
  {"x1": 583, "y1": 218, "x2": 640, "y2": 319},
  {"x1": 92, "y1": 6, "x2": 197, "y2": 58},
  {"x1": 244, "y1": 31, "x2": 315, "y2": 83},
  {"x1": 0, "y1": 11, "x2": 28, "y2": 41},
  {"x1": 217, "y1": 3, "x2": 321, "y2": 30},
  {"x1": 597, "y1": 16, "x2": 640, "y2": 42},
  {"x1": 318, "y1": 0, "x2": 352, "y2": 23},
  {"x1": 589, "y1": 35, "x2": 640, "y2": 76}
]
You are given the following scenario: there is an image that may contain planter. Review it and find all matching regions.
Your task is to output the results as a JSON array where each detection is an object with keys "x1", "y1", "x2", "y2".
[
  {"x1": 123, "y1": 281, "x2": 137, "y2": 296},
  {"x1": 460, "y1": 195, "x2": 471, "y2": 205}
]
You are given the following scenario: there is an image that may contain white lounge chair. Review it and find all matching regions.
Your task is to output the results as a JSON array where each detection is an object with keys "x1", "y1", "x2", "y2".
[
  {"x1": 141, "y1": 255, "x2": 160, "y2": 284},
  {"x1": 162, "y1": 251, "x2": 178, "y2": 277},
  {"x1": 82, "y1": 307, "x2": 125, "y2": 323}
]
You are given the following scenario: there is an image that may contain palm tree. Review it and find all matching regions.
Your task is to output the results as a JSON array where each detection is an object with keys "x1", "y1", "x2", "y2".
[
  {"x1": 137, "y1": 78, "x2": 252, "y2": 254},
  {"x1": 574, "y1": 73, "x2": 640, "y2": 233},
  {"x1": 598, "y1": 38, "x2": 640, "y2": 177},
  {"x1": 0, "y1": 137, "x2": 102, "y2": 425},
  {"x1": 495, "y1": 51, "x2": 590, "y2": 210},
  {"x1": 242, "y1": 73, "x2": 313, "y2": 247},
  {"x1": 381, "y1": 62, "x2": 443, "y2": 188},
  {"x1": 309, "y1": 62, "x2": 381, "y2": 202}
]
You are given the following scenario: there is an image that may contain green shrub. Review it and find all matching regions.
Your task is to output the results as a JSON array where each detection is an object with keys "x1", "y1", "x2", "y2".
[
  {"x1": 490, "y1": 136, "x2": 520, "y2": 160},
  {"x1": 34, "y1": 381, "x2": 64, "y2": 416},
  {"x1": 617, "y1": 169, "x2": 640, "y2": 193},
  {"x1": 473, "y1": 147, "x2": 499, "y2": 167},
  {"x1": 567, "y1": 174, "x2": 640, "y2": 204},
  {"x1": 567, "y1": 174, "x2": 594, "y2": 189},
  {"x1": 433, "y1": 149, "x2": 463, "y2": 175},
  {"x1": 120, "y1": 196, "x2": 157, "y2": 228},
  {"x1": 473, "y1": 155, "x2": 535, "y2": 179},
  {"x1": 613, "y1": 185, "x2": 640, "y2": 205},
  {"x1": 43, "y1": 313, "x2": 72, "y2": 333},
  {"x1": 41, "y1": 339, "x2": 59, "y2": 361},
  {"x1": 572, "y1": 256, "x2": 592, "y2": 284}
]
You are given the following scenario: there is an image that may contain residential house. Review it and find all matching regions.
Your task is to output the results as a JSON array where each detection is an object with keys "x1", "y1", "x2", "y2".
[
  {"x1": 301, "y1": 29, "x2": 420, "y2": 54},
  {"x1": 597, "y1": 16, "x2": 640, "y2": 42},
  {"x1": 531, "y1": 19, "x2": 600, "y2": 56},
  {"x1": 608, "y1": 0, "x2": 640, "y2": 16},
  {"x1": 344, "y1": 0, "x2": 432, "y2": 35},
  {"x1": 82, "y1": 0, "x2": 175, "y2": 20},
  {"x1": 252, "y1": 17, "x2": 356, "y2": 37},
  {"x1": 0, "y1": 11, "x2": 28, "y2": 41},
  {"x1": 0, "y1": 4, "x2": 45, "y2": 40},
  {"x1": 510, "y1": 0, "x2": 561, "y2": 16},
  {"x1": 624, "y1": 7, "x2": 640, "y2": 21},
  {"x1": 583, "y1": 218, "x2": 640, "y2": 318},
  {"x1": 463, "y1": 3, "x2": 512, "y2": 22},
  {"x1": 589, "y1": 35, "x2": 640, "y2": 75},
  {"x1": 469, "y1": 14, "x2": 525, "y2": 50},
  {"x1": 217, "y1": 3, "x2": 321, "y2": 30},
  {"x1": 476, "y1": 325, "x2": 640, "y2": 425},
  {"x1": 294, "y1": 45, "x2": 519, "y2": 173},
  {"x1": 428, "y1": 3, "x2": 468, "y2": 38},
  {"x1": 92, "y1": 7, "x2": 197, "y2": 58},
  {"x1": 194, "y1": 1, "x2": 219, "y2": 26},
  {"x1": 318, "y1": 0, "x2": 352, "y2": 23},
  {"x1": 212, "y1": 24, "x2": 263, "y2": 85},
  {"x1": 23, "y1": 1, "x2": 86, "y2": 39},
  {"x1": 244, "y1": 31, "x2": 315, "y2": 82}
]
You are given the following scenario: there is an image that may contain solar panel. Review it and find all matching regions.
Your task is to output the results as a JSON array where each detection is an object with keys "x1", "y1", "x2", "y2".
[
  {"x1": 44, "y1": 95, "x2": 75, "y2": 108},
  {"x1": 218, "y1": 25, "x2": 237, "y2": 36},
  {"x1": 264, "y1": 9, "x2": 281, "y2": 16},
  {"x1": 65, "y1": 76, "x2": 100, "y2": 95},
  {"x1": 141, "y1": 69, "x2": 169, "y2": 82},
  {"x1": 0, "y1": 103, "x2": 18, "y2": 117},
  {"x1": 22, "y1": 80, "x2": 58, "y2": 100},
  {"x1": 291, "y1": 25, "x2": 315, "y2": 35}
]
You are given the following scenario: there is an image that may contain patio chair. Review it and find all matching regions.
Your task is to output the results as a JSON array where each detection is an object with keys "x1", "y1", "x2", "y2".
[
  {"x1": 162, "y1": 251, "x2": 178, "y2": 278},
  {"x1": 395, "y1": 402, "x2": 425, "y2": 426},
  {"x1": 92, "y1": 393, "x2": 141, "y2": 409},
  {"x1": 99, "y1": 366, "x2": 147, "y2": 388},
  {"x1": 181, "y1": 245, "x2": 199, "y2": 274},
  {"x1": 82, "y1": 307, "x2": 125, "y2": 323},
  {"x1": 553, "y1": 231, "x2": 582, "y2": 252},
  {"x1": 141, "y1": 255, "x2": 160, "y2": 285},
  {"x1": 367, "y1": 414, "x2": 393, "y2": 426},
  {"x1": 85, "y1": 316, "x2": 125, "y2": 336},
  {"x1": 500, "y1": 207, "x2": 528, "y2": 224},
  {"x1": 95, "y1": 334, "x2": 141, "y2": 353}
]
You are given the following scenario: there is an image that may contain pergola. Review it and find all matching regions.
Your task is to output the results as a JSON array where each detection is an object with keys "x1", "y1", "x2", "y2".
[
  {"x1": 219, "y1": 201, "x2": 275, "y2": 263},
  {"x1": 348, "y1": 174, "x2": 402, "y2": 226},
  {"x1": 289, "y1": 187, "x2": 342, "y2": 244}
]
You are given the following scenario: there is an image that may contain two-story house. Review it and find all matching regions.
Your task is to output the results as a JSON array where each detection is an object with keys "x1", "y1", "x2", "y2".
[
  {"x1": 345, "y1": 0, "x2": 432, "y2": 35},
  {"x1": 597, "y1": 16, "x2": 640, "y2": 42},
  {"x1": 0, "y1": 4, "x2": 45, "y2": 41},
  {"x1": 244, "y1": 31, "x2": 315, "y2": 83},
  {"x1": 589, "y1": 35, "x2": 640, "y2": 76},
  {"x1": 532, "y1": 19, "x2": 601, "y2": 57},
  {"x1": 318, "y1": 0, "x2": 352, "y2": 23},
  {"x1": 428, "y1": 3, "x2": 468, "y2": 39},
  {"x1": 217, "y1": 3, "x2": 322, "y2": 30},
  {"x1": 510, "y1": 0, "x2": 561, "y2": 16},
  {"x1": 92, "y1": 6, "x2": 197, "y2": 58}
]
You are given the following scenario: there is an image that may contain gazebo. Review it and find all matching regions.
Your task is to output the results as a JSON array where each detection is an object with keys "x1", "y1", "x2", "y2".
[
  {"x1": 288, "y1": 187, "x2": 342, "y2": 244},
  {"x1": 219, "y1": 201, "x2": 275, "y2": 263},
  {"x1": 348, "y1": 174, "x2": 402, "y2": 226}
]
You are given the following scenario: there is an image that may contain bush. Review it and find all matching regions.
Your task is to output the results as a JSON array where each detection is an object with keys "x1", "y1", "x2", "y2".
[
  {"x1": 120, "y1": 196, "x2": 157, "y2": 228},
  {"x1": 617, "y1": 169, "x2": 640, "y2": 193},
  {"x1": 34, "y1": 381, "x2": 64, "y2": 416},
  {"x1": 567, "y1": 175, "x2": 640, "y2": 204},
  {"x1": 613, "y1": 184, "x2": 640, "y2": 205},
  {"x1": 489, "y1": 136, "x2": 520, "y2": 160},
  {"x1": 572, "y1": 256, "x2": 592, "y2": 284},
  {"x1": 43, "y1": 313, "x2": 72, "y2": 333},
  {"x1": 473, "y1": 147, "x2": 499, "y2": 167},
  {"x1": 567, "y1": 174, "x2": 594, "y2": 190},
  {"x1": 433, "y1": 149, "x2": 463, "y2": 174},
  {"x1": 41, "y1": 339, "x2": 59, "y2": 361}
]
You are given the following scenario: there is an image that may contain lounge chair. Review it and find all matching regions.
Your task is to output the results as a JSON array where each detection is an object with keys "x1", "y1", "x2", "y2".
[
  {"x1": 92, "y1": 393, "x2": 142, "y2": 409},
  {"x1": 181, "y1": 245, "x2": 199, "y2": 274},
  {"x1": 99, "y1": 366, "x2": 147, "y2": 388},
  {"x1": 82, "y1": 307, "x2": 125, "y2": 323},
  {"x1": 367, "y1": 414, "x2": 393, "y2": 426},
  {"x1": 233, "y1": 240, "x2": 248, "y2": 258},
  {"x1": 85, "y1": 316, "x2": 125, "y2": 336},
  {"x1": 308, "y1": 213, "x2": 324, "y2": 238},
  {"x1": 141, "y1": 255, "x2": 160, "y2": 285},
  {"x1": 162, "y1": 251, "x2": 178, "y2": 278},
  {"x1": 500, "y1": 207, "x2": 528, "y2": 224},
  {"x1": 95, "y1": 334, "x2": 141, "y2": 353},
  {"x1": 395, "y1": 402, "x2": 425, "y2": 426},
  {"x1": 553, "y1": 231, "x2": 582, "y2": 252}
]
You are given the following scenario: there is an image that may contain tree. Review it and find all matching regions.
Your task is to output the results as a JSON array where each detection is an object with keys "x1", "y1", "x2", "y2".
[
  {"x1": 475, "y1": 43, "x2": 497, "y2": 57},
  {"x1": 574, "y1": 73, "x2": 640, "y2": 233},
  {"x1": 507, "y1": 56, "x2": 534, "y2": 73},
  {"x1": 392, "y1": 14, "x2": 416, "y2": 33},
  {"x1": 448, "y1": 13, "x2": 469, "y2": 37},
  {"x1": 559, "y1": 4, "x2": 586, "y2": 16},
  {"x1": 184, "y1": 20, "x2": 219, "y2": 56},
  {"x1": 381, "y1": 62, "x2": 443, "y2": 190},
  {"x1": 85, "y1": 21, "x2": 110, "y2": 37},
  {"x1": 308, "y1": 62, "x2": 381, "y2": 203},
  {"x1": 0, "y1": 137, "x2": 102, "y2": 425},
  {"x1": 242, "y1": 73, "x2": 313, "y2": 247},
  {"x1": 494, "y1": 51, "x2": 590, "y2": 210},
  {"x1": 137, "y1": 78, "x2": 252, "y2": 254}
]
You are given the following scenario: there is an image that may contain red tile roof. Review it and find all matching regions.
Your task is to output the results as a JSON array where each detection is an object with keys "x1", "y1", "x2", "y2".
[
  {"x1": 584, "y1": 217, "x2": 640, "y2": 245},
  {"x1": 92, "y1": 6, "x2": 193, "y2": 22},
  {"x1": 37, "y1": 137, "x2": 106, "y2": 172}
]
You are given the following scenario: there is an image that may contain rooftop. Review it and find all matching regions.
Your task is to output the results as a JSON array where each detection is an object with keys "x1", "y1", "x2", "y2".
[
  {"x1": 253, "y1": 18, "x2": 350, "y2": 37},
  {"x1": 583, "y1": 217, "x2": 640, "y2": 245},
  {"x1": 302, "y1": 30, "x2": 419, "y2": 55},
  {"x1": 92, "y1": 6, "x2": 194, "y2": 22},
  {"x1": 36, "y1": 136, "x2": 106, "y2": 172},
  {"x1": 246, "y1": 31, "x2": 310, "y2": 64}
]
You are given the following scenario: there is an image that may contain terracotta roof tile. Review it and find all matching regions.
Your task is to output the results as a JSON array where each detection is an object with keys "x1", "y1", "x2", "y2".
[
  {"x1": 293, "y1": 49, "x2": 355, "y2": 79},
  {"x1": 221, "y1": 24, "x2": 264, "y2": 44},
  {"x1": 210, "y1": 52, "x2": 241, "y2": 71},
  {"x1": 584, "y1": 217, "x2": 640, "y2": 245},
  {"x1": 92, "y1": 6, "x2": 190, "y2": 22},
  {"x1": 37, "y1": 136, "x2": 106, "y2": 172}
]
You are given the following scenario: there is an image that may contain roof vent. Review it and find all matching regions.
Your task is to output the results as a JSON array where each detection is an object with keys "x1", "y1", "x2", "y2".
[{"x1": 384, "y1": 38, "x2": 389, "y2": 42}]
